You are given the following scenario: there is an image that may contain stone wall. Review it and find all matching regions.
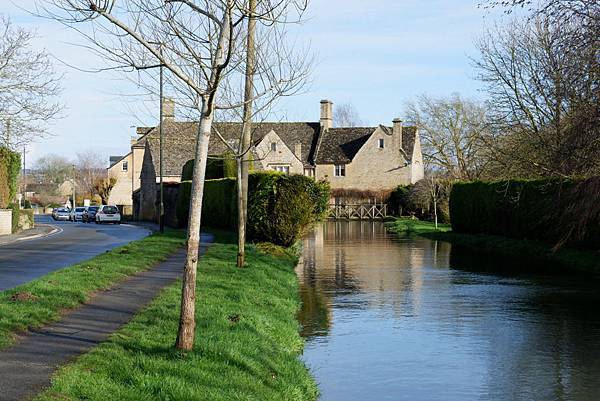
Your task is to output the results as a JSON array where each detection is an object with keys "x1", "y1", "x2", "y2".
[{"x1": 0, "y1": 209, "x2": 12, "y2": 235}]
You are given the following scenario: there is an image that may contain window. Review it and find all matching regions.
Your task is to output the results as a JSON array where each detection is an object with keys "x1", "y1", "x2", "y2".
[
  {"x1": 122, "y1": 161, "x2": 129, "y2": 171},
  {"x1": 270, "y1": 142, "x2": 277, "y2": 152},
  {"x1": 334, "y1": 164, "x2": 346, "y2": 177},
  {"x1": 378, "y1": 138, "x2": 384, "y2": 149},
  {"x1": 272, "y1": 165, "x2": 289, "y2": 174},
  {"x1": 303, "y1": 168, "x2": 315, "y2": 178}
]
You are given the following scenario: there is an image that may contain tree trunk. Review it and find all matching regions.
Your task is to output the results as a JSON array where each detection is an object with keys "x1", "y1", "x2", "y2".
[
  {"x1": 175, "y1": 107, "x2": 213, "y2": 351},
  {"x1": 237, "y1": 0, "x2": 257, "y2": 268},
  {"x1": 433, "y1": 197, "x2": 438, "y2": 230}
]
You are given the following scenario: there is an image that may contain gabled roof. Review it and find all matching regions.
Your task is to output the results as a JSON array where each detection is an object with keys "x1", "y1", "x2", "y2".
[
  {"x1": 315, "y1": 127, "x2": 375, "y2": 164},
  {"x1": 138, "y1": 119, "x2": 419, "y2": 177},
  {"x1": 142, "y1": 121, "x2": 320, "y2": 177}
]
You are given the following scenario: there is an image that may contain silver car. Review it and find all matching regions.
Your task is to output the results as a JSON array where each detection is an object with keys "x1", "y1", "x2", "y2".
[
  {"x1": 71, "y1": 207, "x2": 87, "y2": 221},
  {"x1": 52, "y1": 207, "x2": 71, "y2": 221},
  {"x1": 95, "y1": 205, "x2": 121, "y2": 224}
]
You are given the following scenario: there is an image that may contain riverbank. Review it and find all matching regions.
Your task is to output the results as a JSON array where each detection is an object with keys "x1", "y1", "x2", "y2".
[
  {"x1": 0, "y1": 230, "x2": 187, "y2": 350},
  {"x1": 388, "y1": 218, "x2": 600, "y2": 276},
  {"x1": 36, "y1": 231, "x2": 318, "y2": 401}
]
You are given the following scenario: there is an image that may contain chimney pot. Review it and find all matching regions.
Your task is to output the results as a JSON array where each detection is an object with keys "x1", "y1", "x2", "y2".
[
  {"x1": 162, "y1": 97, "x2": 175, "y2": 121},
  {"x1": 320, "y1": 99, "x2": 333, "y2": 131}
]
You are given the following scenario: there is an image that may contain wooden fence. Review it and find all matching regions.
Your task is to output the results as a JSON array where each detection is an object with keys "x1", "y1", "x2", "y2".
[{"x1": 328, "y1": 203, "x2": 388, "y2": 220}]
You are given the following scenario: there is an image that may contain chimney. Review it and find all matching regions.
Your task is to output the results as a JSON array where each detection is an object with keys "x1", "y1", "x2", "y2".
[
  {"x1": 162, "y1": 97, "x2": 175, "y2": 121},
  {"x1": 393, "y1": 118, "x2": 403, "y2": 149},
  {"x1": 294, "y1": 143, "x2": 302, "y2": 160},
  {"x1": 320, "y1": 99, "x2": 333, "y2": 131}
]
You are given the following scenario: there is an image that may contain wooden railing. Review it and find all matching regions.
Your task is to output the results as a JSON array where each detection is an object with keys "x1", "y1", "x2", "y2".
[{"x1": 328, "y1": 204, "x2": 388, "y2": 220}]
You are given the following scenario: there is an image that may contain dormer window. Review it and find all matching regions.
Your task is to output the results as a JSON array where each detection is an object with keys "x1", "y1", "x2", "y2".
[
  {"x1": 270, "y1": 142, "x2": 277, "y2": 152},
  {"x1": 378, "y1": 138, "x2": 384, "y2": 149}
]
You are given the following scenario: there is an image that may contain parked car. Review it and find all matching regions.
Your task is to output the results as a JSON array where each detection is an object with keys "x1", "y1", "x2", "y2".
[
  {"x1": 95, "y1": 205, "x2": 121, "y2": 224},
  {"x1": 52, "y1": 207, "x2": 71, "y2": 221},
  {"x1": 71, "y1": 207, "x2": 87, "y2": 221},
  {"x1": 82, "y1": 206, "x2": 100, "y2": 223}
]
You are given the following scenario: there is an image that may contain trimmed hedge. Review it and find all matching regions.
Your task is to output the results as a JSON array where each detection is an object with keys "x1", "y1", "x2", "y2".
[
  {"x1": 450, "y1": 178, "x2": 600, "y2": 249},
  {"x1": 181, "y1": 156, "x2": 236, "y2": 181},
  {"x1": 0, "y1": 147, "x2": 21, "y2": 209},
  {"x1": 177, "y1": 172, "x2": 330, "y2": 246}
]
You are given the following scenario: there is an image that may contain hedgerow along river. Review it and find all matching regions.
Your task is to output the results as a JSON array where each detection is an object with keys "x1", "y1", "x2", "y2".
[{"x1": 297, "y1": 221, "x2": 600, "y2": 401}]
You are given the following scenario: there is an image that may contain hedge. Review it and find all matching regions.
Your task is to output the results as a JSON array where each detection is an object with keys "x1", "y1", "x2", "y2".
[
  {"x1": 181, "y1": 156, "x2": 236, "y2": 181},
  {"x1": 177, "y1": 172, "x2": 330, "y2": 246},
  {"x1": 450, "y1": 178, "x2": 600, "y2": 249},
  {"x1": 0, "y1": 147, "x2": 21, "y2": 209}
]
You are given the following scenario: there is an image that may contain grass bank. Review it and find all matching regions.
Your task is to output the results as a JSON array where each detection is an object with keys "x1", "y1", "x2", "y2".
[
  {"x1": 37, "y1": 232, "x2": 318, "y2": 401},
  {"x1": 388, "y1": 218, "x2": 600, "y2": 276},
  {"x1": 0, "y1": 230, "x2": 186, "y2": 349}
]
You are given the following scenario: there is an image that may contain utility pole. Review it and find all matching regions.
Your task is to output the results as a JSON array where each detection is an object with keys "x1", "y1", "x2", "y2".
[
  {"x1": 71, "y1": 164, "x2": 76, "y2": 221},
  {"x1": 22, "y1": 147, "x2": 26, "y2": 209},
  {"x1": 159, "y1": 44, "x2": 165, "y2": 234}
]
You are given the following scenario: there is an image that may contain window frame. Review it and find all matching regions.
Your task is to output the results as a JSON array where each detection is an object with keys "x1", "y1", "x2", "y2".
[
  {"x1": 122, "y1": 161, "x2": 129, "y2": 171},
  {"x1": 378, "y1": 138, "x2": 384, "y2": 149},
  {"x1": 270, "y1": 142, "x2": 277, "y2": 152},
  {"x1": 334, "y1": 164, "x2": 346, "y2": 177}
]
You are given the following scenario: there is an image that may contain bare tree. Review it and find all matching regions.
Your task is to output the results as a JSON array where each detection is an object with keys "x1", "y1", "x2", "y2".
[
  {"x1": 38, "y1": 0, "x2": 309, "y2": 350},
  {"x1": 0, "y1": 16, "x2": 62, "y2": 149},
  {"x1": 473, "y1": 16, "x2": 600, "y2": 177},
  {"x1": 74, "y1": 150, "x2": 105, "y2": 197},
  {"x1": 405, "y1": 93, "x2": 490, "y2": 180},
  {"x1": 33, "y1": 154, "x2": 72, "y2": 192},
  {"x1": 333, "y1": 102, "x2": 362, "y2": 127}
]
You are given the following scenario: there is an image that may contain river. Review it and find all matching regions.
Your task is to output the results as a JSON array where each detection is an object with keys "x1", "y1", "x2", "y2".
[{"x1": 296, "y1": 221, "x2": 600, "y2": 401}]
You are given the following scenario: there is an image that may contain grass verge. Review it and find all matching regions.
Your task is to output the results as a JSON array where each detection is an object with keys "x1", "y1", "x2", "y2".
[
  {"x1": 36, "y1": 233, "x2": 318, "y2": 401},
  {"x1": 388, "y1": 218, "x2": 600, "y2": 276},
  {"x1": 0, "y1": 230, "x2": 186, "y2": 349}
]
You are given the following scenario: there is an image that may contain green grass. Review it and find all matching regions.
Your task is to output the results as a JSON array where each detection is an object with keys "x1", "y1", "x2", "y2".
[
  {"x1": 389, "y1": 217, "x2": 600, "y2": 276},
  {"x1": 36, "y1": 234, "x2": 318, "y2": 401},
  {"x1": 387, "y1": 217, "x2": 451, "y2": 235},
  {"x1": 0, "y1": 230, "x2": 186, "y2": 349}
]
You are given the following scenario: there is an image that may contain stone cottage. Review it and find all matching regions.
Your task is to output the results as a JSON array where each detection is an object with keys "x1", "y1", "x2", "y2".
[{"x1": 109, "y1": 99, "x2": 423, "y2": 221}]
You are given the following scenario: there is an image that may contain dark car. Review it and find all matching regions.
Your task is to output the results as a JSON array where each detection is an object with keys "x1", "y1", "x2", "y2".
[{"x1": 82, "y1": 206, "x2": 100, "y2": 223}]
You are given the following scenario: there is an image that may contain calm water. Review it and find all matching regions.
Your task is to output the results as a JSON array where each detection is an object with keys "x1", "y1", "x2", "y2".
[{"x1": 297, "y1": 221, "x2": 600, "y2": 401}]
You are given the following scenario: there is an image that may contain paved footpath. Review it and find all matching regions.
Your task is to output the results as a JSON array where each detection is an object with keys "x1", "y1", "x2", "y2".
[{"x1": 0, "y1": 233, "x2": 213, "y2": 401}]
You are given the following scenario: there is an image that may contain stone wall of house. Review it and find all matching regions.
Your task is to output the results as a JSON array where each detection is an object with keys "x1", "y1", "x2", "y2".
[
  {"x1": 315, "y1": 127, "x2": 413, "y2": 191},
  {"x1": 255, "y1": 131, "x2": 304, "y2": 174},
  {"x1": 108, "y1": 153, "x2": 134, "y2": 208},
  {"x1": 0, "y1": 209, "x2": 12, "y2": 235}
]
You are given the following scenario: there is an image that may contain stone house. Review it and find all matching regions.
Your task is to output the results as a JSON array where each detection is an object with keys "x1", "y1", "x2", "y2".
[{"x1": 113, "y1": 99, "x2": 423, "y2": 221}]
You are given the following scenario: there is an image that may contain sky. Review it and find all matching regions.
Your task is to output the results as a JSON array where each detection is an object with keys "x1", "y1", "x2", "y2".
[{"x1": 2, "y1": 0, "x2": 508, "y2": 166}]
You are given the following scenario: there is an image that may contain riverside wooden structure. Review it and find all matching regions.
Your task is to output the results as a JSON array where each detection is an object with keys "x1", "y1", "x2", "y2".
[{"x1": 329, "y1": 203, "x2": 388, "y2": 220}]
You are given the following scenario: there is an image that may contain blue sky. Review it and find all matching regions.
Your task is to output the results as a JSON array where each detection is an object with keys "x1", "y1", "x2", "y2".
[{"x1": 3, "y1": 1, "x2": 506, "y2": 164}]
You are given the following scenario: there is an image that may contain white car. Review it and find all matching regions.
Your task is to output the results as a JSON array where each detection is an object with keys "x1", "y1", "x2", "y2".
[
  {"x1": 71, "y1": 207, "x2": 87, "y2": 221},
  {"x1": 95, "y1": 205, "x2": 121, "y2": 224}
]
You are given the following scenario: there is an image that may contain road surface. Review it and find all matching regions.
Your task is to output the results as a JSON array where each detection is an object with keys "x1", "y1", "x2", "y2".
[{"x1": 0, "y1": 215, "x2": 151, "y2": 291}]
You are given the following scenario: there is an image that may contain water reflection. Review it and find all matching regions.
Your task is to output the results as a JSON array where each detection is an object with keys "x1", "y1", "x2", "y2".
[{"x1": 297, "y1": 221, "x2": 600, "y2": 401}]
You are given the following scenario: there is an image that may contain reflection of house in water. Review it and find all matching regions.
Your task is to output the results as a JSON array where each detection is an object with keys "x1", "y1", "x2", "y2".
[{"x1": 296, "y1": 221, "x2": 452, "y2": 337}]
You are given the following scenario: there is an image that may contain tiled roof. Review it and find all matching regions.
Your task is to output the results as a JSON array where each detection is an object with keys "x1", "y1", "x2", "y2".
[
  {"x1": 139, "y1": 120, "x2": 418, "y2": 177},
  {"x1": 315, "y1": 127, "x2": 375, "y2": 164}
]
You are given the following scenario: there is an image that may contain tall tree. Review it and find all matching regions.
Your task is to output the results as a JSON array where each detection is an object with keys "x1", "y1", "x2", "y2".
[
  {"x1": 0, "y1": 16, "x2": 62, "y2": 149},
  {"x1": 473, "y1": 16, "x2": 600, "y2": 177},
  {"x1": 405, "y1": 93, "x2": 490, "y2": 180},
  {"x1": 33, "y1": 154, "x2": 72, "y2": 192},
  {"x1": 74, "y1": 150, "x2": 105, "y2": 197}
]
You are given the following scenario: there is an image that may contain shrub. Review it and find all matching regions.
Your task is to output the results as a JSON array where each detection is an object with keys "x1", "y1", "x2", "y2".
[
  {"x1": 177, "y1": 172, "x2": 330, "y2": 246},
  {"x1": 9, "y1": 203, "x2": 19, "y2": 233},
  {"x1": 450, "y1": 178, "x2": 600, "y2": 249},
  {"x1": 388, "y1": 185, "x2": 410, "y2": 216},
  {"x1": 0, "y1": 147, "x2": 21, "y2": 209}
]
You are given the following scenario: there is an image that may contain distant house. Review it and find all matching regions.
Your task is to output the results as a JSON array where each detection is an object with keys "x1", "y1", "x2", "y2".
[{"x1": 110, "y1": 99, "x2": 423, "y2": 221}]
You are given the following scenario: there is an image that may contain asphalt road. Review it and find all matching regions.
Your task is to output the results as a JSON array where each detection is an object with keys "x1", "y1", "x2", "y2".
[{"x1": 0, "y1": 215, "x2": 151, "y2": 291}]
